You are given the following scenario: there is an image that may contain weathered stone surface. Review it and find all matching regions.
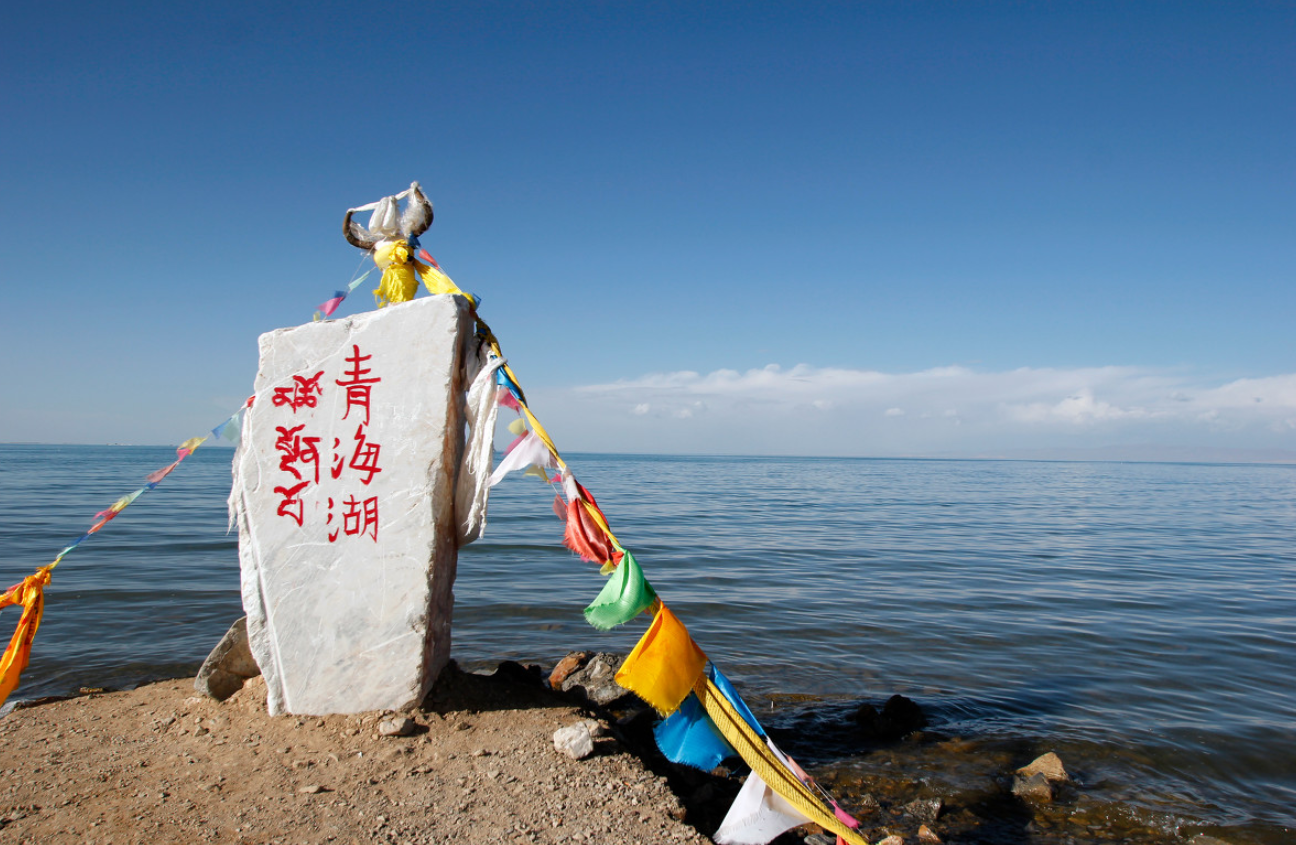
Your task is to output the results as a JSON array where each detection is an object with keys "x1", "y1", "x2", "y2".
[
  {"x1": 918, "y1": 823, "x2": 943, "y2": 843},
  {"x1": 553, "y1": 723, "x2": 595, "y2": 760},
  {"x1": 1017, "y1": 751, "x2": 1070, "y2": 782},
  {"x1": 560, "y1": 652, "x2": 634, "y2": 706},
  {"x1": 231, "y1": 295, "x2": 474, "y2": 715},
  {"x1": 194, "y1": 616, "x2": 261, "y2": 701},
  {"x1": 1012, "y1": 772, "x2": 1054, "y2": 802}
]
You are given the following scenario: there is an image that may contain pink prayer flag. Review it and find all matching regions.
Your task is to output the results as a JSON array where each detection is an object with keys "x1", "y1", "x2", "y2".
[{"x1": 319, "y1": 292, "x2": 346, "y2": 317}]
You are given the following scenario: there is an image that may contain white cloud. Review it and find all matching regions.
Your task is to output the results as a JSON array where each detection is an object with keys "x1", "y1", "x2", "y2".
[{"x1": 531, "y1": 364, "x2": 1296, "y2": 458}]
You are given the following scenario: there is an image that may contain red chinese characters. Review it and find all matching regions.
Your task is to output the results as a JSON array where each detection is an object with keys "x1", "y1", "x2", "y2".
[{"x1": 268, "y1": 345, "x2": 384, "y2": 543}]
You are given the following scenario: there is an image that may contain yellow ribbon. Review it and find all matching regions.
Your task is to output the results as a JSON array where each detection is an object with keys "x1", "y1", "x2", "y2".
[{"x1": 695, "y1": 675, "x2": 868, "y2": 844}]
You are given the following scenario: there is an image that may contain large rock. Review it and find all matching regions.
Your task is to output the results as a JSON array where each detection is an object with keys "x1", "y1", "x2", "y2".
[
  {"x1": 194, "y1": 616, "x2": 260, "y2": 701},
  {"x1": 230, "y1": 295, "x2": 474, "y2": 715}
]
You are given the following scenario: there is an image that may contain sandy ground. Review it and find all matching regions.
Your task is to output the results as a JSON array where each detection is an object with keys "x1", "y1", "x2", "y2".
[{"x1": 0, "y1": 665, "x2": 711, "y2": 845}]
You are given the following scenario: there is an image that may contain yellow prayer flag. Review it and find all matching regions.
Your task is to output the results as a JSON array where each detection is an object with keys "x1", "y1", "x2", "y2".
[{"x1": 615, "y1": 604, "x2": 706, "y2": 716}]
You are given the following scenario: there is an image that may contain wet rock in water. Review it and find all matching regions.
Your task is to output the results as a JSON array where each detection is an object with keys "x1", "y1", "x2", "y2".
[
  {"x1": 876, "y1": 836, "x2": 905, "y2": 845},
  {"x1": 853, "y1": 694, "x2": 928, "y2": 740},
  {"x1": 1017, "y1": 751, "x2": 1070, "y2": 783},
  {"x1": 802, "y1": 834, "x2": 835, "y2": 845},
  {"x1": 194, "y1": 617, "x2": 261, "y2": 701},
  {"x1": 918, "y1": 824, "x2": 943, "y2": 843},
  {"x1": 549, "y1": 651, "x2": 591, "y2": 689},
  {"x1": 377, "y1": 716, "x2": 415, "y2": 737},
  {"x1": 1189, "y1": 836, "x2": 1234, "y2": 845},
  {"x1": 553, "y1": 722, "x2": 595, "y2": 760},
  {"x1": 560, "y1": 653, "x2": 635, "y2": 706},
  {"x1": 1012, "y1": 772, "x2": 1054, "y2": 802},
  {"x1": 903, "y1": 797, "x2": 943, "y2": 823},
  {"x1": 855, "y1": 793, "x2": 882, "y2": 815}
]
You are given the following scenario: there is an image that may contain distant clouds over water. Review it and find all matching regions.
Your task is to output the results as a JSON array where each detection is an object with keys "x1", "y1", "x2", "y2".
[{"x1": 526, "y1": 364, "x2": 1296, "y2": 461}]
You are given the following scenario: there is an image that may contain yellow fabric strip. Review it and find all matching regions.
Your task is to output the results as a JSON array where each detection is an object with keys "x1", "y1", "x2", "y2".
[
  {"x1": 0, "y1": 566, "x2": 53, "y2": 708},
  {"x1": 695, "y1": 676, "x2": 868, "y2": 845}
]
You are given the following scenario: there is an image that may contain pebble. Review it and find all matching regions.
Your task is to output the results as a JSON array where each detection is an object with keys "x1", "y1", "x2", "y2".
[
  {"x1": 378, "y1": 717, "x2": 415, "y2": 737},
  {"x1": 553, "y1": 723, "x2": 595, "y2": 760}
]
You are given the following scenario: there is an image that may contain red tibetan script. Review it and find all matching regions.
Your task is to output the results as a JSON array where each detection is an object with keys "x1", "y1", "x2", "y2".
[
  {"x1": 272, "y1": 371, "x2": 324, "y2": 413},
  {"x1": 274, "y1": 424, "x2": 321, "y2": 484},
  {"x1": 273, "y1": 480, "x2": 309, "y2": 527}
]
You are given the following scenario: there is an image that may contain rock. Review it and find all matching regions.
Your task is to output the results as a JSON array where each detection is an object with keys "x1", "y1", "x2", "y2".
[
  {"x1": 856, "y1": 793, "x2": 881, "y2": 815},
  {"x1": 560, "y1": 653, "x2": 634, "y2": 706},
  {"x1": 578, "y1": 718, "x2": 609, "y2": 738},
  {"x1": 876, "y1": 836, "x2": 905, "y2": 845},
  {"x1": 853, "y1": 694, "x2": 928, "y2": 740},
  {"x1": 918, "y1": 824, "x2": 941, "y2": 843},
  {"x1": 553, "y1": 723, "x2": 595, "y2": 760},
  {"x1": 1017, "y1": 752, "x2": 1069, "y2": 782},
  {"x1": 378, "y1": 717, "x2": 415, "y2": 737},
  {"x1": 1012, "y1": 772, "x2": 1054, "y2": 802},
  {"x1": 231, "y1": 295, "x2": 475, "y2": 716},
  {"x1": 1189, "y1": 836, "x2": 1234, "y2": 845},
  {"x1": 297, "y1": 784, "x2": 326, "y2": 794},
  {"x1": 194, "y1": 616, "x2": 261, "y2": 701},
  {"x1": 902, "y1": 797, "x2": 943, "y2": 823},
  {"x1": 803, "y1": 834, "x2": 835, "y2": 845},
  {"x1": 549, "y1": 652, "x2": 590, "y2": 689},
  {"x1": 491, "y1": 661, "x2": 544, "y2": 686}
]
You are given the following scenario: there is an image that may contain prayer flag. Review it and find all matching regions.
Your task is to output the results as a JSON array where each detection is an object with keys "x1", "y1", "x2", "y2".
[
  {"x1": 713, "y1": 770, "x2": 813, "y2": 845},
  {"x1": 0, "y1": 567, "x2": 53, "y2": 708},
  {"x1": 615, "y1": 604, "x2": 707, "y2": 716},
  {"x1": 318, "y1": 291, "x2": 347, "y2": 317},
  {"x1": 563, "y1": 482, "x2": 622, "y2": 567},
  {"x1": 584, "y1": 550, "x2": 656, "y2": 630},
  {"x1": 710, "y1": 664, "x2": 766, "y2": 737},
  {"x1": 654, "y1": 691, "x2": 735, "y2": 771},
  {"x1": 489, "y1": 431, "x2": 557, "y2": 487}
]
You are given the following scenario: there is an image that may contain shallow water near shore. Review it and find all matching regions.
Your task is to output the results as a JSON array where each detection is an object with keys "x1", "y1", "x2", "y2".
[{"x1": 1, "y1": 445, "x2": 1293, "y2": 843}]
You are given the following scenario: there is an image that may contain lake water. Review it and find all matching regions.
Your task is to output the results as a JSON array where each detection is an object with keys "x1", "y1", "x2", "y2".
[{"x1": 1, "y1": 445, "x2": 1292, "y2": 842}]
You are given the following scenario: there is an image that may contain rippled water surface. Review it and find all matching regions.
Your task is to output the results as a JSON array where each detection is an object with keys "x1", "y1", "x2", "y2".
[{"x1": 1, "y1": 446, "x2": 1293, "y2": 841}]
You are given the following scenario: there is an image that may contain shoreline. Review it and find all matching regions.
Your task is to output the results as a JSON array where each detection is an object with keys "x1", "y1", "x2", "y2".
[{"x1": 0, "y1": 660, "x2": 1254, "y2": 845}]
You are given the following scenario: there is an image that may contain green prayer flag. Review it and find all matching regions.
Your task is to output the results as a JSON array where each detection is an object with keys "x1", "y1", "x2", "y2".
[{"x1": 584, "y1": 550, "x2": 656, "y2": 631}]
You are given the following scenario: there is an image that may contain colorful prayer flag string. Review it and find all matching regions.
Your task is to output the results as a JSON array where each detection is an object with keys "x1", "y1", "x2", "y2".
[{"x1": 475, "y1": 304, "x2": 868, "y2": 844}]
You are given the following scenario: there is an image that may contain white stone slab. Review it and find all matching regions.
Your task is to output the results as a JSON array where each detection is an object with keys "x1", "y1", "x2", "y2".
[{"x1": 230, "y1": 295, "x2": 474, "y2": 715}]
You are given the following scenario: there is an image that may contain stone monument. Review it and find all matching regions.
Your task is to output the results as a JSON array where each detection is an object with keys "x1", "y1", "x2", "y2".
[{"x1": 229, "y1": 294, "x2": 475, "y2": 715}]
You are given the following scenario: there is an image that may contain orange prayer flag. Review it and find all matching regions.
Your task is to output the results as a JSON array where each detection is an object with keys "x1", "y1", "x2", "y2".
[
  {"x1": 0, "y1": 566, "x2": 53, "y2": 707},
  {"x1": 615, "y1": 604, "x2": 707, "y2": 716}
]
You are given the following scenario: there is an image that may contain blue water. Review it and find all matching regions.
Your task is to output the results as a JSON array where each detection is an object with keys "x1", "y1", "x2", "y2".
[{"x1": 1, "y1": 445, "x2": 1293, "y2": 841}]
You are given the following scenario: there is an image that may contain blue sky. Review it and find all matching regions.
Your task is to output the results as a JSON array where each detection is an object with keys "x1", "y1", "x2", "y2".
[{"x1": 2, "y1": 2, "x2": 1292, "y2": 459}]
